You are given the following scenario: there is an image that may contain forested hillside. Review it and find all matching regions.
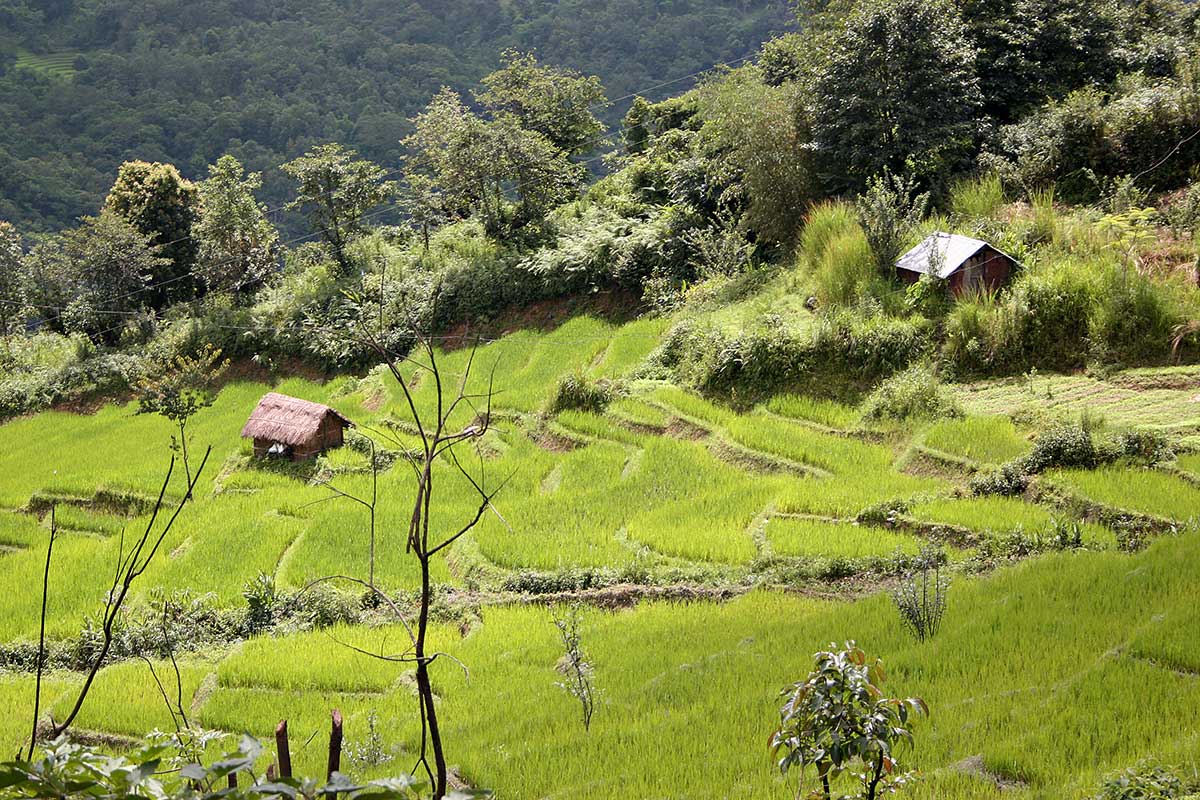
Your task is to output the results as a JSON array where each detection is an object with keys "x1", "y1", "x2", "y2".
[{"x1": 0, "y1": 0, "x2": 792, "y2": 232}]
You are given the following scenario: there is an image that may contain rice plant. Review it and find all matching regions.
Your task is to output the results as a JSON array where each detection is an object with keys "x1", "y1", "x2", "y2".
[{"x1": 923, "y1": 415, "x2": 1030, "y2": 464}]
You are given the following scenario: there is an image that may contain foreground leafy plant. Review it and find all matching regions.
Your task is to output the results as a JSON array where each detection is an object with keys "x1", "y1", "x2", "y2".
[
  {"x1": 0, "y1": 735, "x2": 485, "y2": 800},
  {"x1": 772, "y1": 643, "x2": 927, "y2": 800}
]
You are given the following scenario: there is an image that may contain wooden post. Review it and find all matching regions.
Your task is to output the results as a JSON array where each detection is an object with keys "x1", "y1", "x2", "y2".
[
  {"x1": 227, "y1": 773, "x2": 238, "y2": 790},
  {"x1": 327, "y1": 709, "x2": 343, "y2": 779},
  {"x1": 266, "y1": 763, "x2": 276, "y2": 782},
  {"x1": 275, "y1": 719, "x2": 292, "y2": 778}
]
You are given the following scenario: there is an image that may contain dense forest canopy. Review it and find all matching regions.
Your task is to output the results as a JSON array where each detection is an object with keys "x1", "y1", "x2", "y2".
[{"x1": 0, "y1": 0, "x2": 794, "y2": 233}]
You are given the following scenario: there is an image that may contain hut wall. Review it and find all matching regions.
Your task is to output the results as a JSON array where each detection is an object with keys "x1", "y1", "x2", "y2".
[{"x1": 947, "y1": 247, "x2": 1012, "y2": 295}]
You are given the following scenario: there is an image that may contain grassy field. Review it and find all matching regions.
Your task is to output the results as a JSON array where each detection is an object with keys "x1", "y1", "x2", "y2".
[{"x1": 1, "y1": 315, "x2": 1198, "y2": 797}]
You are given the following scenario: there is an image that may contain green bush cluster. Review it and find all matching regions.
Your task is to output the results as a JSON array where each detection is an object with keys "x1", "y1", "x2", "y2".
[
  {"x1": 972, "y1": 424, "x2": 1174, "y2": 496},
  {"x1": 943, "y1": 257, "x2": 1183, "y2": 376},
  {"x1": 1093, "y1": 760, "x2": 1199, "y2": 800},
  {"x1": 649, "y1": 309, "x2": 934, "y2": 402},
  {"x1": 549, "y1": 372, "x2": 618, "y2": 414},
  {"x1": 860, "y1": 363, "x2": 963, "y2": 423}
]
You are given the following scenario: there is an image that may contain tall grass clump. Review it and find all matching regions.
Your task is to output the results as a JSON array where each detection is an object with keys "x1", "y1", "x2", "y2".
[
  {"x1": 951, "y1": 173, "x2": 1005, "y2": 221},
  {"x1": 1027, "y1": 186, "x2": 1060, "y2": 246},
  {"x1": 813, "y1": 227, "x2": 879, "y2": 308},
  {"x1": 799, "y1": 200, "x2": 858, "y2": 264}
]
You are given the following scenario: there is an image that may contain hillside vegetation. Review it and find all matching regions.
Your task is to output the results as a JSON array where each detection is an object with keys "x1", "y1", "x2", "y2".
[
  {"x1": 3, "y1": 1, "x2": 1200, "y2": 798},
  {"x1": 0, "y1": 318, "x2": 1198, "y2": 797},
  {"x1": 0, "y1": 0, "x2": 793, "y2": 232}
]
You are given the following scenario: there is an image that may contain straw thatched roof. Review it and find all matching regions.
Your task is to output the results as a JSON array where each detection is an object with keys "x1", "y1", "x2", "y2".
[{"x1": 240, "y1": 392, "x2": 353, "y2": 446}]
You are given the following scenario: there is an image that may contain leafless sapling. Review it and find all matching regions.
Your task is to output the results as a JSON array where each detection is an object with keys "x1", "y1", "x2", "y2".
[
  {"x1": 551, "y1": 602, "x2": 597, "y2": 732},
  {"x1": 37, "y1": 448, "x2": 211, "y2": 744},
  {"x1": 355, "y1": 322, "x2": 508, "y2": 800},
  {"x1": 27, "y1": 505, "x2": 56, "y2": 760}
]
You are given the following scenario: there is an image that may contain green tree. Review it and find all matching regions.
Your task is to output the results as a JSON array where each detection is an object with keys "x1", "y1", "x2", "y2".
[
  {"x1": 404, "y1": 89, "x2": 583, "y2": 238},
  {"x1": 21, "y1": 212, "x2": 166, "y2": 342},
  {"x1": 194, "y1": 155, "x2": 279, "y2": 298},
  {"x1": 104, "y1": 161, "x2": 201, "y2": 307},
  {"x1": 0, "y1": 221, "x2": 22, "y2": 333},
  {"x1": 400, "y1": 174, "x2": 445, "y2": 251},
  {"x1": 855, "y1": 171, "x2": 930, "y2": 272},
  {"x1": 282, "y1": 144, "x2": 396, "y2": 277},
  {"x1": 772, "y1": 643, "x2": 928, "y2": 800},
  {"x1": 696, "y1": 67, "x2": 816, "y2": 245},
  {"x1": 810, "y1": 0, "x2": 982, "y2": 191},
  {"x1": 959, "y1": 0, "x2": 1122, "y2": 120},
  {"x1": 476, "y1": 49, "x2": 608, "y2": 156},
  {"x1": 136, "y1": 343, "x2": 229, "y2": 499}
]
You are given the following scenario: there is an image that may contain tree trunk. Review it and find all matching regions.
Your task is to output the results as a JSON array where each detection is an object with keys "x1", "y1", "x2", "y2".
[
  {"x1": 178, "y1": 421, "x2": 193, "y2": 501},
  {"x1": 416, "y1": 554, "x2": 448, "y2": 798},
  {"x1": 866, "y1": 752, "x2": 885, "y2": 800}
]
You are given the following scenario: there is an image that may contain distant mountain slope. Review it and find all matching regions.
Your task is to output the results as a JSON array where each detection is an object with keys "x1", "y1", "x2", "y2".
[{"x1": 0, "y1": 0, "x2": 794, "y2": 233}]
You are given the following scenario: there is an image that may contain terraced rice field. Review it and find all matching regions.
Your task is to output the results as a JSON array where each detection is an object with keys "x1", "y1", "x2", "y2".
[
  {"x1": 0, "y1": 315, "x2": 1198, "y2": 798},
  {"x1": 956, "y1": 368, "x2": 1200, "y2": 442},
  {"x1": 13, "y1": 50, "x2": 80, "y2": 78}
]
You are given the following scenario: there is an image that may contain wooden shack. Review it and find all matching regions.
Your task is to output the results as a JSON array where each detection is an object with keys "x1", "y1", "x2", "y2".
[
  {"x1": 240, "y1": 392, "x2": 353, "y2": 461},
  {"x1": 895, "y1": 232, "x2": 1020, "y2": 295}
]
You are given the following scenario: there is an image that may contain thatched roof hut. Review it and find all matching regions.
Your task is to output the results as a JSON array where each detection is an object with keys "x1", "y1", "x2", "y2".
[{"x1": 241, "y1": 392, "x2": 353, "y2": 461}]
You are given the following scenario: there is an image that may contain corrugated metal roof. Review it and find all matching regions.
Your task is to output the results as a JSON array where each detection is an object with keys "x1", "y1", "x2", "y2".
[{"x1": 895, "y1": 232, "x2": 1005, "y2": 278}]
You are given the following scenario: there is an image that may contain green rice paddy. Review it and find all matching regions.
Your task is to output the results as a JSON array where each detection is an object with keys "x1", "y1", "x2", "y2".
[{"x1": 0, "y1": 315, "x2": 1197, "y2": 797}]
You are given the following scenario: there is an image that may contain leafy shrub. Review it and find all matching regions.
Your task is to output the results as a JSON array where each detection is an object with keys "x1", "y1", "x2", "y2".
[
  {"x1": 1094, "y1": 760, "x2": 1196, "y2": 800},
  {"x1": 812, "y1": 311, "x2": 934, "y2": 381},
  {"x1": 987, "y1": 76, "x2": 1200, "y2": 201},
  {"x1": 861, "y1": 364, "x2": 963, "y2": 422},
  {"x1": 242, "y1": 572, "x2": 278, "y2": 634},
  {"x1": 1113, "y1": 430, "x2": 1174, "y2": 464},
  {"x1": 1022, "y1": 423, "x2": 1098, "y2": 472},
  {"x1": 854, "y1": 171, "x2": 929, "y2": 271},
  {"x1": 969, "y1": 461, "x2": 1031, "y2": 496}
]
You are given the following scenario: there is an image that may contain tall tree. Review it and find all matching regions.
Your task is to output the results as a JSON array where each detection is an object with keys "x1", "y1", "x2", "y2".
[
  {"x1": 21, "y1": 212, "x2": 165, "y2": 342},
  {"x1": 476, "y1": 49, "x2": 608, "y2": 156},
  {"x1": 104, "y1": 161, "x2": 201, "y2": 307},
  {"x1": 809, "y1": 0, "x2": 982, "y2": 191},
  {"x1": 404, "y1": 88, "x2": 583, "y2": 238},
  {"x1": 194, "y1": 155, "x2": 279, "y2": 298},
  {"x1": 958, "y1": 0, "x2": 1122, "y2": 120},
  {"x1": 282, "y1": 144, "x2": 396, "y2": 277},
  {"x1": 0, "y1": 221, "x2": 22, "y2": 333}
]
